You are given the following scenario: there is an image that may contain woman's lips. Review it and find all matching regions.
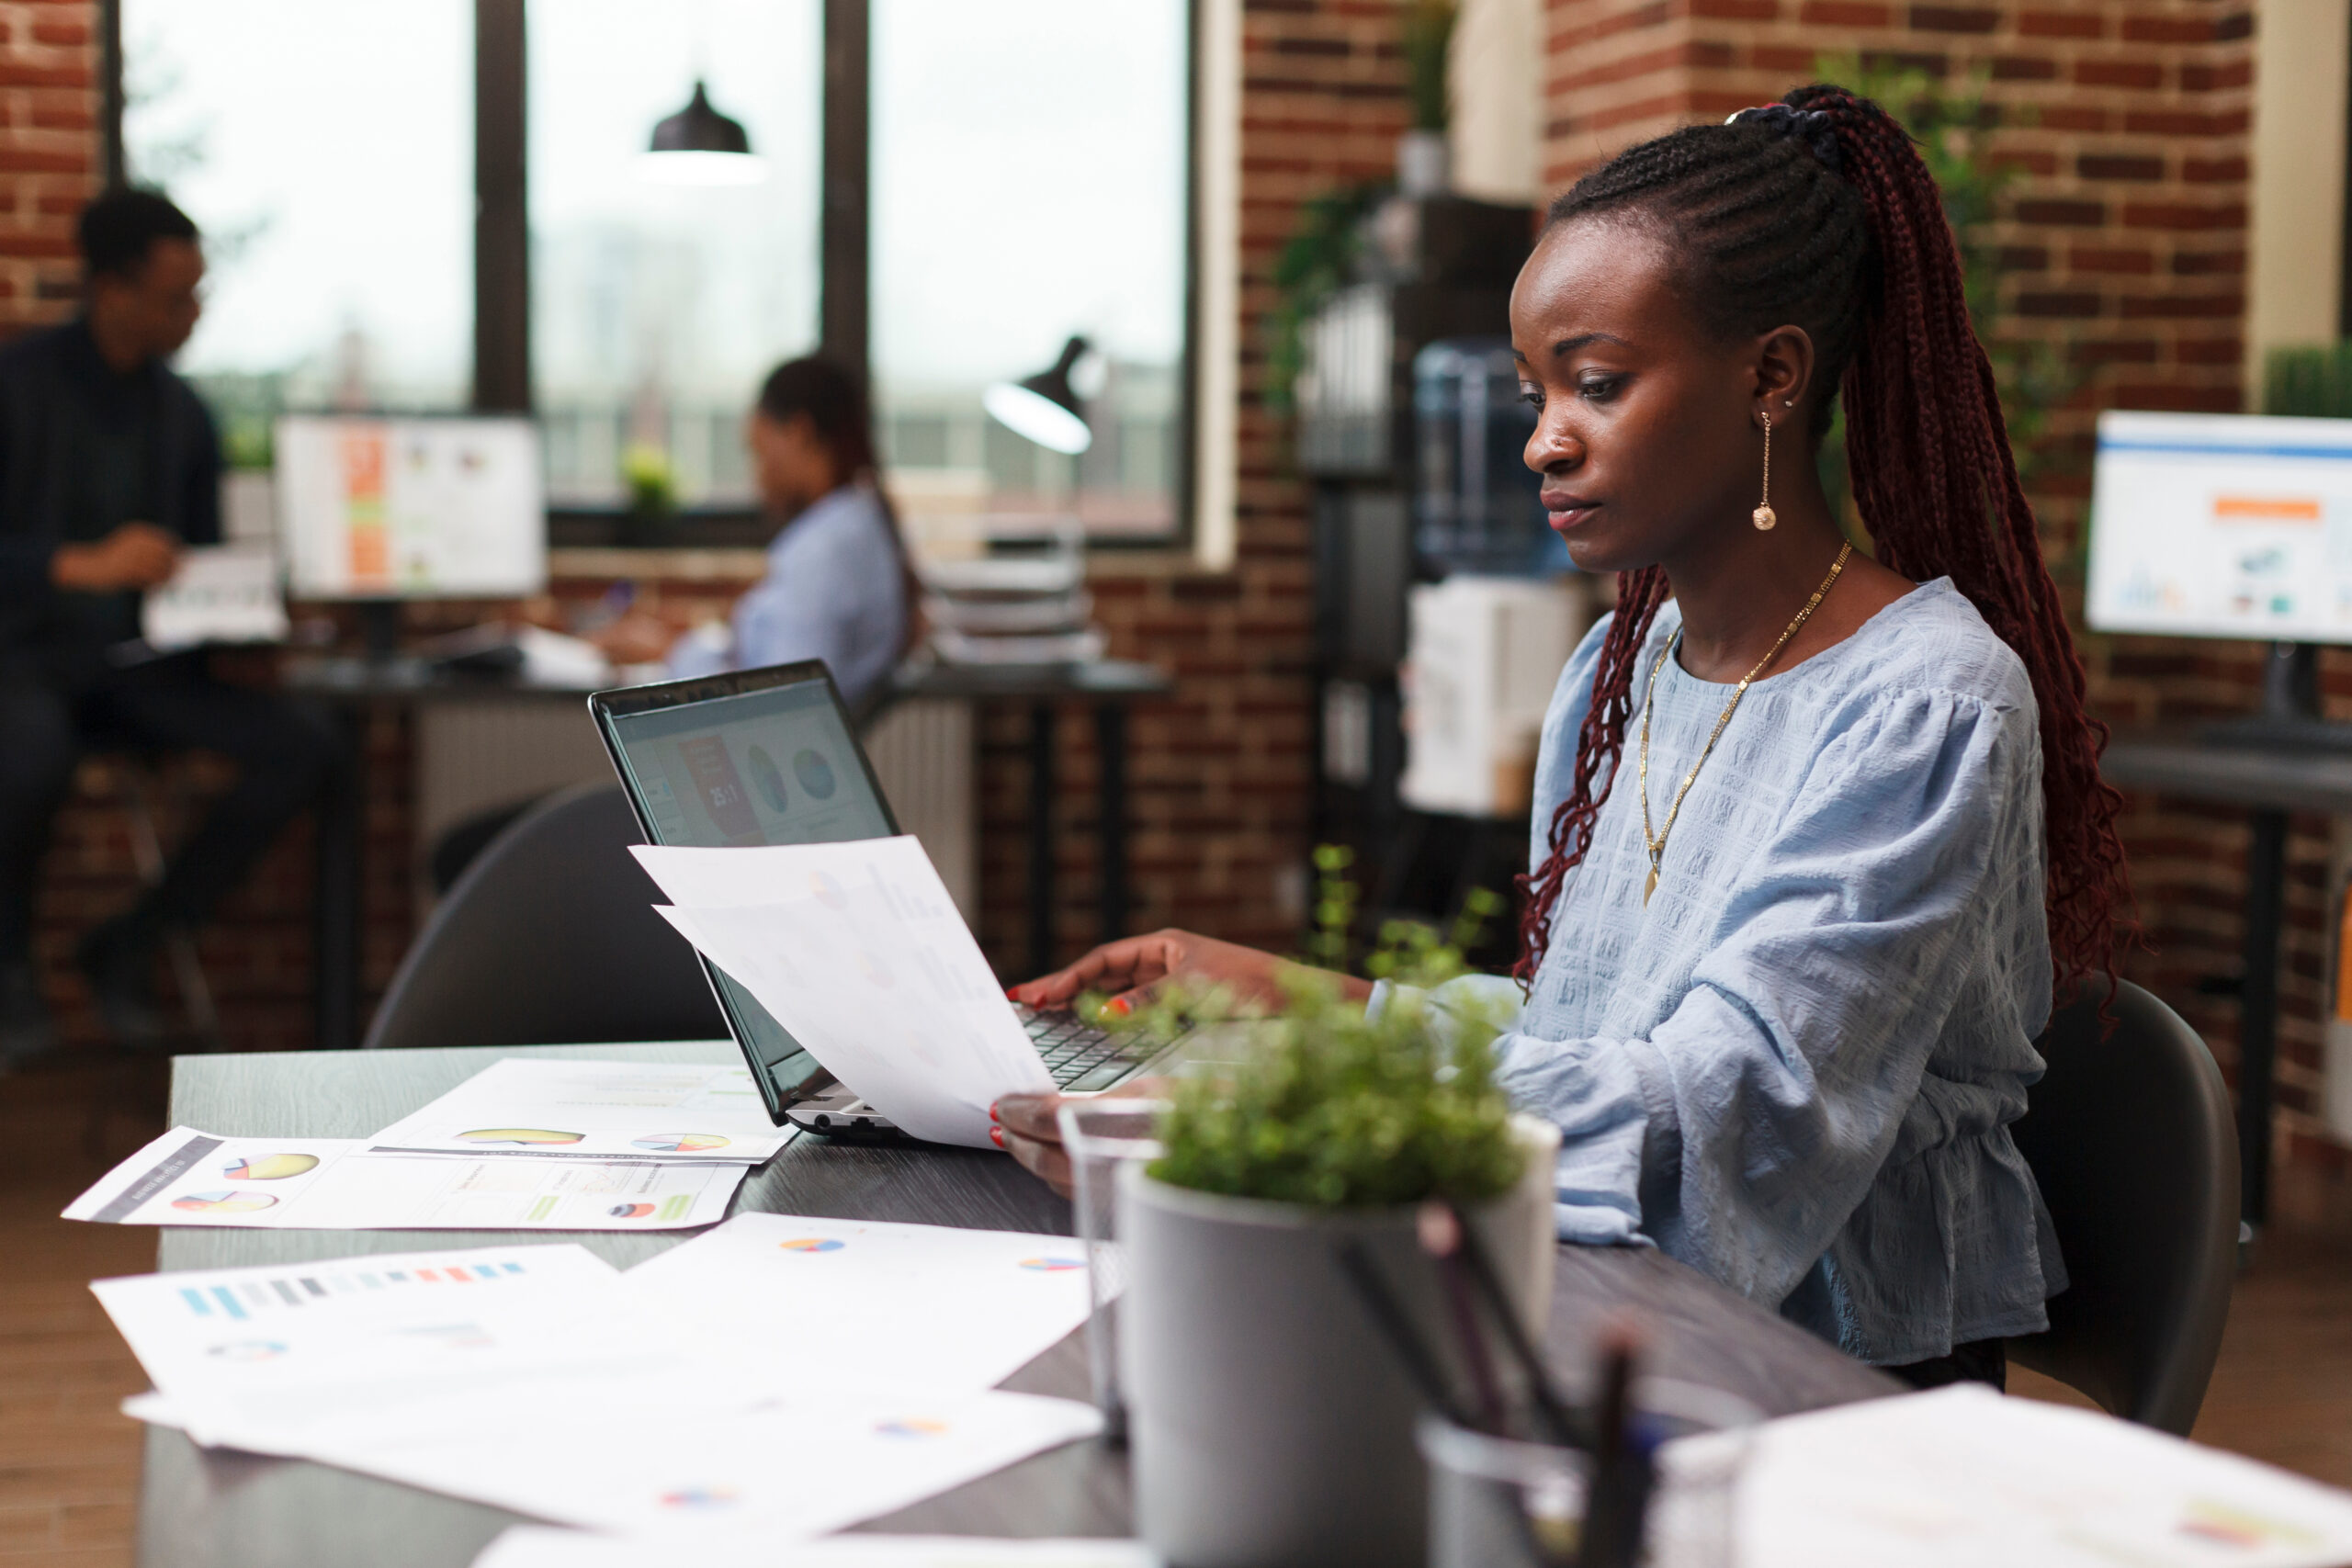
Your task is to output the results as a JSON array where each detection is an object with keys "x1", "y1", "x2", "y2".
[{"x1": 1544, "y1": 497, "x2": 1599, "y2": 530}]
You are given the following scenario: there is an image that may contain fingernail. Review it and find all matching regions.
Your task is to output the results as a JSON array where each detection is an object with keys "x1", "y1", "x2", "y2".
[
  {"x1": 989, "y1": 1101, "x2": 1000, "y2": 1122},
  {"x1": 989, "y1": 1126, "x2": 1004, "y2": 1148},
  {"x1": 1005, "y1": 987, "x2": 1021, "y2": 1001},
  {"x1": 1106, "y1": 997, "x2": 1132, "y2": 1018}
]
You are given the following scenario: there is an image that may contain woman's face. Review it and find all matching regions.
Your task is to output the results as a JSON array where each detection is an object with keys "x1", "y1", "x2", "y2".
[
  {"x1": 746, "y1": 411, "x2": 842, "y2": 516},
  {"x1": 1510, "y1": 216, "x2": 1770, "y2": 576}
]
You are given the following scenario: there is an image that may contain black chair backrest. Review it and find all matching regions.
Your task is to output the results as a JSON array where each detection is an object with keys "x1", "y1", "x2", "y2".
[
  {"x1": 2006, "y1": 979, "x2": 2238, "y2": 1435},
  {"x1": 363, "y1": 784, "x2": 729, "y2": 1052}
]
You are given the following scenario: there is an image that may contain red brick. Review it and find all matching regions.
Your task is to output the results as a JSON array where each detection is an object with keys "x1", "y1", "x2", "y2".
[
  {"x1": 1798, "y1": 0, "x2": 1889, "y2": 21},
  {"x1": 1909, "y1": 5, "x2": 1997, "y2": 32},
  {"x1": 2069, "y1": 245, "x2": 2154, "y2": 275},
  {"x1": 2075, "y1": 58, "x2": 2165, "y2": 91},
  {"x1": 2079, "y1": 152, "x2": 2165, "y2": 182},
  {"x1": 2018, "y1": 9, "x2": 2105, "y2": 39}
]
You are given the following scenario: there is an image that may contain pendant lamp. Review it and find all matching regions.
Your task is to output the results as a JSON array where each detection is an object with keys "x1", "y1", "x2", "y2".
[
  {"x1": 637, "y1": 81, "x2": 768, "y2": 186},
  {"x1": 983, "y1": 335, "x2": 1094, "y2": 456}
]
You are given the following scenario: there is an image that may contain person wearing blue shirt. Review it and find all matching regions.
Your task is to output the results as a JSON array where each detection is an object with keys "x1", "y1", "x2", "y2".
[
  {"x1": 596, "y1": 357, "x2": 910, "y2": 708},
  {"x1": 992, "y1": 87, "x2": 2134, "y2": 1394}
]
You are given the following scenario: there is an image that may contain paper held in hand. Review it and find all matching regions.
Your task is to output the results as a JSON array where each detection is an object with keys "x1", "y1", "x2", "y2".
[
  {"x1": 633, "y1": 837, "x2": 1051, "y2": 1148},
  {"x1": 141, "y1": 544, "x2": 289, "y2": 650}
]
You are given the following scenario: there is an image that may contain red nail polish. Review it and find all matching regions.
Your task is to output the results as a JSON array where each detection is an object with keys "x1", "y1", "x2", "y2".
[
  {"x1": 989, "y1": 1101, "x2": 1000, "y2": 1122},
  {"x1": 989, "y1": 1126, "x2": 1004, "y2": 1148},
  {"x1": 1106, "y1": 997, "x2": 1132, "y2": 1018}
]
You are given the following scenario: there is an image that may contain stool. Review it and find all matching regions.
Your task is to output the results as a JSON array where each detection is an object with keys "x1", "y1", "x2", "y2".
[{"x1": 88, "y1": 750, "x2": 223, "y2": 1051}]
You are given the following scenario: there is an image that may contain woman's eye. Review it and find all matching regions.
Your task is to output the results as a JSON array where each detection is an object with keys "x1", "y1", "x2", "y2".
[
  {"x1": 1518, "y1": 384, "x2": 1544, "y2": 410},
  {"x1": 1577, "y1": 376, "x2": 1622, "y2": 402}
]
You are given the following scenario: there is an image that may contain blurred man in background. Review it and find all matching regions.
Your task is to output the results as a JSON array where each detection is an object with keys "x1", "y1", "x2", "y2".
[{"x1": 0, "y1": 188, "x2": 332, "y2": 1065}]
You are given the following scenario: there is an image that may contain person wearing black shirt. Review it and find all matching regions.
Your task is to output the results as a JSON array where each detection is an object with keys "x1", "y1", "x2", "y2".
[{"x1": 0, "y1": 189, "x2": 333, "y2": 1064}]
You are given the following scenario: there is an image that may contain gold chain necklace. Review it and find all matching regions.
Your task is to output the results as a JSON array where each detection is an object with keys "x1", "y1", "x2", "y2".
[{"x1": 1637, "y1": 541, "x2": 1853, "y2": 906}]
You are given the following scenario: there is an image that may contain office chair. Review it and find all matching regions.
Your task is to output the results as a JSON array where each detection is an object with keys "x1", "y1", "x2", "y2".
[
  {"x1": 2006, "y1": 979, "x2": 2240, "y2": 1436},
  {"x1": 362, "y1": 783, "x2": 728, "y2": 1051}
]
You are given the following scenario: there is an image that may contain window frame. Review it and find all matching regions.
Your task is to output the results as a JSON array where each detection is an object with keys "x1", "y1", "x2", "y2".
[{"x1": 100, "y1": 0, "x2": 1205, "y2": 554}]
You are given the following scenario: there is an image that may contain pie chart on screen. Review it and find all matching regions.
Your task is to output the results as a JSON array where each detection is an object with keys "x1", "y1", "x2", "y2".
[
  {"x1": 172, "y1": 1191, "x2": 277, "y2": 1214},
  {"x1": 793, "y1": 748, "x2": 837, "y2": 799},
  {"x1": 632, "y1": 1134, "x2": 729, "y2": 1153}
]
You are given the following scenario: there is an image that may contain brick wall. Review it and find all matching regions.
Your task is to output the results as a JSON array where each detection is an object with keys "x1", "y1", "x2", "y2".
[
  {"x1": 0, "y1": 0, "x2": 96, "y2": 331},
  {"x1": 1538, "y1": 2, "x2": 2352, "y2": 1207}
]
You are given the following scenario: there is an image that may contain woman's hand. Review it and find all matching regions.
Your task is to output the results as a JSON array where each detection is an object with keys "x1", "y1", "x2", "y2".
[
  {"x1": 589, "y1": 610, "x2": 680, "y2": 666},
  {"x1": 1008, "y1": 928, "x2": 1337, "y2": 1017},
  {"x1": 992, "y1": 1078, "x2": 1173, "y2": 1198}
]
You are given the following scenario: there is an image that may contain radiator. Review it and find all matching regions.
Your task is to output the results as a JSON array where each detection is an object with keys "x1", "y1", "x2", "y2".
[{"x1": 413, "y1": 696, "x2": 978, "y2": 921}]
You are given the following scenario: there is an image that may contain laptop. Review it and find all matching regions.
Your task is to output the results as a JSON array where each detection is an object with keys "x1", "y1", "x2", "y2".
[{"x1": 588, "y1": 660, "x2": 1180, "y2": 1141}]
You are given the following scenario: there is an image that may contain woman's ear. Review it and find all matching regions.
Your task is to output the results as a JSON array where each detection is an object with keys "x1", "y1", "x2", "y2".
[{"x1": 1751, "y1": 324, "x2": 1816, "y2": 423}]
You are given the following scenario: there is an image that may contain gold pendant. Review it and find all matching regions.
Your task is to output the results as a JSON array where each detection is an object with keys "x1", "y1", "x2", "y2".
[{"x1": 1644, "y1": 867, "x2": 1658, "y2": 905}]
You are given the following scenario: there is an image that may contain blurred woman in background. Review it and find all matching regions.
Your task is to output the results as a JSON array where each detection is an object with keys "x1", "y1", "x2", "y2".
[{"x1": 597, "y1": 356, "x2": 911, "y2": 708}]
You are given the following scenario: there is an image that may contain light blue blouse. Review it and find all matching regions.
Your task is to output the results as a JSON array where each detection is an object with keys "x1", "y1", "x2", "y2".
[
  {"x1": 1414, "y1": 578, "x2": 2065, "y2": 1366},
  {"x1": 667, "y1": 483, "x2": 908, "y2": 708}
]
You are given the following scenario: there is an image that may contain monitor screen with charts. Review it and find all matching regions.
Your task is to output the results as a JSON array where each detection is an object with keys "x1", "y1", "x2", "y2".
[
  {"x1": 590, "y1": 663, "x2": 899, "y2": 1120},
  {"x1": 277, "y1": 415, "x2": 545, "y2": 600},
  {"x1": 2087, "y1": 410, "x2": 2352, "y2": 644}
]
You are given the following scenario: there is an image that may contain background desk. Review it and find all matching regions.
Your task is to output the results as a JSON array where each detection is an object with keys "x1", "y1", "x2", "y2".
[
  {"x1": 281, "y1": 657, "x2": 1173, "y2": 1052},
  {"x1": 2101, "y1": 732, "x2": 2352, "y2": 1228},
  {"x1": 137, "y1": 1041, "x2": 1896, "y2": 1568}
]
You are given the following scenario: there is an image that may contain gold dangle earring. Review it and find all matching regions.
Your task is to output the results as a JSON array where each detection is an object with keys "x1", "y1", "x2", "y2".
[{"x1": 1752, "y1": 409, "x2": 1778, "y2": 532}]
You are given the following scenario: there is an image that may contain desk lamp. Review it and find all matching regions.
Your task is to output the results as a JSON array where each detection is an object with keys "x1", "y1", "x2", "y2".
[
  {"x1": 983, "y1": 335, "x2": 1094, "y2": 455},
  {"x1": 638, "y1": 82, "x2": 768, "y2": 186}
]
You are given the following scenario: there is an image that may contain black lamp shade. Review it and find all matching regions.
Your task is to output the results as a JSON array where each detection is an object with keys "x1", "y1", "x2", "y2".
[
  {"x1": 983, "y1": 334, "x2": 1093, "y2": 456},
  {"x1": 650, "y1": 82, "x2": 752, "y2": 155}
]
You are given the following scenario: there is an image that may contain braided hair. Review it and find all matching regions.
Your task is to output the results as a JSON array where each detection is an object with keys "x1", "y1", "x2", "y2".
[{"x1": 1514, "y1": 84, "x2": 2130, "y2": 1003}]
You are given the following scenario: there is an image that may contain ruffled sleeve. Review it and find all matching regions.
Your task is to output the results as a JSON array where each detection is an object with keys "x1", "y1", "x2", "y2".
[{"x1": 1494, "y1": 685, "x2": 2042, "y2": 1305}]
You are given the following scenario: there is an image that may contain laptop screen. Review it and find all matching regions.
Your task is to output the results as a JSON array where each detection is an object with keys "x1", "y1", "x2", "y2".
[{"x1": 598, "y1": 670, "x2": 895, "y2": 1111}]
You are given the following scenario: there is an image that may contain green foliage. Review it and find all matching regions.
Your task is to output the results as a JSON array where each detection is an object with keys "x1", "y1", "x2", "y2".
[
  {"x1": 622, "y1": 443, "x2": 678, "y2": 517},
  {"x1": 1264, "y1": 183, "x2": 1389, "y2": 419},
  {"x1": 1141, "y1": 850, "x2": 1525, "y2": 1209},
  {"x1": 1400, "y1": 0, "x2": 1456, "y2": 134},
  {"x1": 2265, "y1": 344, "x2": 2352, "y2": 419},
  {"x1": 1809, "y1": 57, "x2": 2077, "y2": 526}
]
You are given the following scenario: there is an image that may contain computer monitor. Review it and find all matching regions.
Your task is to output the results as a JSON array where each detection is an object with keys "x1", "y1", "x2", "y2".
[
  {"x1": 276, "y1": 414, "x2": 546, "y2": 600},
  {"x1": 2086, "y1": 410, "x2": 2352, "y2": 644}
]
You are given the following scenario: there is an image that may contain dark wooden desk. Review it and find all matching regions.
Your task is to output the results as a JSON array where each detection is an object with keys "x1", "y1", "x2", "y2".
[
  {"x1": 2101, "y1": 732, "x2": 2352, "y2": 1227},
  {"x1": 136, "y1": 1042, "x2": 1895, "y2": 1568}
]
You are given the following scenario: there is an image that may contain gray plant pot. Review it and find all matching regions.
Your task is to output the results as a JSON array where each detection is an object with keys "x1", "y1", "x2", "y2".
[{"x1": 1120, "y1": 1116, "x2": 1561, "y2": 1568}]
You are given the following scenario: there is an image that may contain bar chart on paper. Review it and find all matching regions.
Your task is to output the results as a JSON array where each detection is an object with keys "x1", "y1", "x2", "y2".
[{"x1": 174, "y1": 1256, "x2": 540, "y2": 1323}]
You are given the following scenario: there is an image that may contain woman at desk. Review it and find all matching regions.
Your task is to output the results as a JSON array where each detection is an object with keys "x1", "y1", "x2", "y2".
[
  {"x1": 997, "y1": 86, "x2": 2132, "y2": 1392},
  {"x1": 597, "y1": 357, "x2": 910, "y2": 707}
]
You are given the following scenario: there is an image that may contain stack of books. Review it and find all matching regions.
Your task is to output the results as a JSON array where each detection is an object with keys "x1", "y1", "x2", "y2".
[{"x1": 921, "y1": 524, "x2": 1105, "y2": 666}]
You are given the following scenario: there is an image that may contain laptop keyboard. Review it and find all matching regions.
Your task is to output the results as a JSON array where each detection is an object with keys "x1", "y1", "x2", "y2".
[{"x1": 1016, "y1": 1005, "x2": 1149, "y2": 1089}]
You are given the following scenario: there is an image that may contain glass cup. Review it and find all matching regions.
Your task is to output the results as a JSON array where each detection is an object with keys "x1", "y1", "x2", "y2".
[
  {"x1": 1056, "y1": 1096, "x2": 1167, "y2": 1443},
  {"x1": 1418, "y1": 1378, "x2": 1761, "y2": 1568}
]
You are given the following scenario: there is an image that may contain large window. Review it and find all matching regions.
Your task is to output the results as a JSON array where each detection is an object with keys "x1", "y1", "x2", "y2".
[
  {"x1": 873, "y1": 0, "x2": 1191, "y2": 537},
  {"x1": 530, "y1": 1, "x2": 822, "y2": 507},
  {"x1": 122, "y1": 0, "x2": 474, "y2": 450},
  {"x1": 110, "y1": 1, "x2": 1193, "y2": 539}
]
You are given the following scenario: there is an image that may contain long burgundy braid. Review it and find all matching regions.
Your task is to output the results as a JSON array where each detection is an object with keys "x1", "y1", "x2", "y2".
[{"x1": 1513, "y1": 85, "x2": 2131, "y2": 1003}]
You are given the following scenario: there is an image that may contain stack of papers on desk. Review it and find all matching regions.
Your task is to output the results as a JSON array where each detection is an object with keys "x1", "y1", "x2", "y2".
[
  {"x1": 634, "y1": 837, "x2": 1053, "y2": 1148},
  {"x1": 97, "y1": 1214, "x2": 1101, "y2": 1543},
  {"x1": 1707, "y1": 1383, "x2": 2352, "y2": 1568},
  {"x1": 63, "y1": 1060, "x2": 791, "y2": 1233}
]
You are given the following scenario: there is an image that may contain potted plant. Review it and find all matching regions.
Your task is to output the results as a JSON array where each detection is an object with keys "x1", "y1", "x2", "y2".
[
  {"x1": 1117, "y1": 884, "x2": 1560, "y2": 1568},
  {"x1": 1397, "y1": 0, "x2": 1456, "y2": 197}
]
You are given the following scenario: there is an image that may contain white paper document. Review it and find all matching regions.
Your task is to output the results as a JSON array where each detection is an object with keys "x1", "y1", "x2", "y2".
[
  {"x1": 95, "y1": 1244, "x2": 623, "y2": 1449},
  {"x1": 634, "y1": 838, "x2": 1051, "y2": 1148},
  {"x1": 63, "y1": 1127, "x2": 747, "y2": 1230},
  {"x1": 282, "y1": 1386, "x2": 1100, "y2": 1539},
  {"x1": 141, "y1": 544, "x2": 289, "y2": 649},
  {"x1": 476, "y1": 1532, "x2": 1153, "y2": 1568},
  {"x1": 366, "y1": 1058, "x2": 792, "y2": 1163},
  {"x1": 611, "y1": 1212, "x2": 1094, "y2": 1398},
  {"x1": 1725, "y1": 1384, "x2": 2352, "y2": 1568}
]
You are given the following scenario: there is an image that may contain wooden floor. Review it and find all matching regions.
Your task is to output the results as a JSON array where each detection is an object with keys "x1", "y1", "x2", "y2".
[{"x1": 5, "y1": 1056, "x2": 2351, "y2": 1567}]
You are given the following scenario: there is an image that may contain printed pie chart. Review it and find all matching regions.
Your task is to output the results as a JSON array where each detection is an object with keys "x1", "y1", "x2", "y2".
[
  {"x1": 458, "y1": 1129, "x2": 585, "y2": 1146},
  {"x1": 875, "y1": 1417, "x2": 949, "y2": 1438},
  {"x1": 778, "y1": 1237, "x2": 845, "y2": 1254},
  {"x1": 793, "y1": 748, "x2": 837, "y2": 799},
  {"x1": 225, "y1": 1153, "x2": 320, "y2": 1181},
  {"x1": 609, "y1": 1203, "x2": 657, "y2": 1219},
  {"x1": 1019, "y1": 1257, "x2": 1085, "y2": 1272},
  {"x1": 172, "y1": 1190, "x2": 277, "y2": 1214},
  {"x1": 632, "y1": 1134, "x2": 729, "y2": 1153}
]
